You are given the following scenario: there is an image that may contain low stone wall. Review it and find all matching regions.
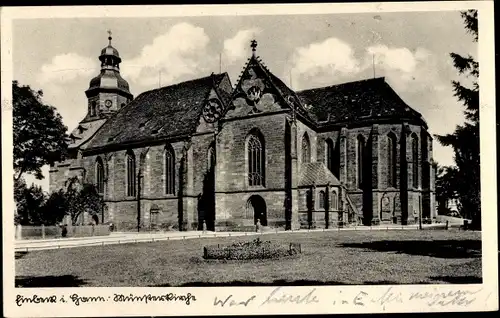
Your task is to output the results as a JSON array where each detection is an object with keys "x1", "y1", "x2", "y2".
[
  {"x1": 68, "y1": 225, "x2": 110, "y2": 237},
  {"x1": 15, "y1": 224, "x2": 110, "y2": 240}
]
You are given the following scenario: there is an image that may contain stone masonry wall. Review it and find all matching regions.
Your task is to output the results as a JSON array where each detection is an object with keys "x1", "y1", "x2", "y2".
[
  {"x1": 216, "y1": 113, "x2": 287, "y2": 193},
  {"x1": 81, "y1": 140, "x2": 196, "y2": 230},
  {"x1": 215, "y1": 112, "x2": 287, "y2": 225}
]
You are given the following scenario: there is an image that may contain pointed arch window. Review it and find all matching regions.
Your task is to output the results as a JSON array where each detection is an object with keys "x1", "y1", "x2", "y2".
[
  {"x1": 306, "y1": 190, "x2": 313, "y2": 211},
  {"x1": 247, "y1": 131, "x2": 265, "y2": 186},
  {"x1": 357, "y1": 135, "x2": 365, "y2": 189},
  {"x1": 165, "y1": 145, "x2": 176, "y2": 195},
  {"x1": 331, "y1": 191, "x2": 338, "y2": 210},
  {"x1": 95, "y1": 157, "x2": 105, "y2": 195},
  {"x1": 412, "y1": 134, "x2": 419, "y2": 188},
  {"x1": 126, "y1": 150, "x2": 136, "y2": 197},
  {"x1": 387, "y1": 133, "x2": 397, "y2": 188},
  {"x1": 318, "y1": 190, "x2": 325, "y2": 209},
  {"x1": 325, "y1": 138, "x2": 334, "y2": 172},
  {"x1": 302, "y1": 133, "x2": 311, "y2": 164}
]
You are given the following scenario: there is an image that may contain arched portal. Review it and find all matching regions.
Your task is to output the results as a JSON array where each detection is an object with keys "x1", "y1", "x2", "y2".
[{"x1": 246, "y1": 195, "x2": 267, "y2": 226}]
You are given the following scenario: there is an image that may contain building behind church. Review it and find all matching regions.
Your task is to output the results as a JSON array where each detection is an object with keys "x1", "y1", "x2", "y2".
[{"x1": 49, "y1": 35, "x2": 436, "y2": 231}]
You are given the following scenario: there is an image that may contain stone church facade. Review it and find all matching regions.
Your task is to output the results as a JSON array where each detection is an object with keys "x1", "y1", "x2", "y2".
[{"x1": 50, "y1": 36, "x2": 436, "y2": 231}]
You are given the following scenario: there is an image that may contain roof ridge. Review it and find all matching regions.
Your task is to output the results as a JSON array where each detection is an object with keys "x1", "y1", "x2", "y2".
[
  {"x1": 137, "y1": 72, "x2": 228, "y2": 98},
  {"x1": 296, "y1": 77, "x2": 386, "y2": 94}
]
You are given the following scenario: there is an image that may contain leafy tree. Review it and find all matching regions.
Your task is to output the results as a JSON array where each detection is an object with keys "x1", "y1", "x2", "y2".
[
  {"x1": 14, "y1": 178, "x2": 47, "y2": 225},
  {"x1": 14, "y1": 177, "x2": 28, "y2": 225},
  {"x1": 435, "y1": 10, "x2": 480, "y2": 228},
  {"x1": 13, "y1": 81, "x2": 68, "y2": 181},
  {"x1": 64, "y1": 176, "x2": 103, "y2": 225},
  {"x1": 435, "y1": 165, "x2": 460, "y2": 215},
  {"x1": 41, "y1": 189, "x2": 68, "y2": 225}
]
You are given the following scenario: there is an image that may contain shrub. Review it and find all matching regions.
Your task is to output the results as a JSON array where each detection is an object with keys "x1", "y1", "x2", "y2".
[
  {"x1": 203, "y1": 238, "x2": 301, "y2": 260},
  {"x1": 159, "y1": 221, "x2": 179, "y2": 231}
]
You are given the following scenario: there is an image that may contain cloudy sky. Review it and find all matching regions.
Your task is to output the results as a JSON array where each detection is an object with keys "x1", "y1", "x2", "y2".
[{"x1": 12, "y1": 10, "x2": 477, "y2": 190}]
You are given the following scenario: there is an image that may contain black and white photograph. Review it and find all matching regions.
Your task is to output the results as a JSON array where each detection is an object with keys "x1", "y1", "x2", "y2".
[{"x1": 2, "y1": 1, "x2": 497, "y2": 316}]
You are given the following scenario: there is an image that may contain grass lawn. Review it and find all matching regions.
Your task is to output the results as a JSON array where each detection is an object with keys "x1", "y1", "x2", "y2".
[{"x1": 15, "y1": 229, "x2": 482, "y2": 287}]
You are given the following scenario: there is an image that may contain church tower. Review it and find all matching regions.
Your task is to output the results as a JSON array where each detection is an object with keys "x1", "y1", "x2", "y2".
[{"x1": 83, "y1": 31, "x2": 133, "y2": 122}]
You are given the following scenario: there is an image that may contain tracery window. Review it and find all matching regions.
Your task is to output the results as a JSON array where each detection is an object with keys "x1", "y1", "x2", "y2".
[
  {"x1": 126, "y1": 150, "x2": 136, "y2": 197},
  {"x1": 165, "y1": 145, "x2": 176, "y2": 195},
  {"x1": 318, "y1": 190, "x2": 325, "y2": 209},
  {"x1": 302, "y1": 133, "x2": 311, "y2": 164},
  {"x1": 95, "y1": 157, "x2": 105, "y2": 195},
  {"x1": 357, "y1": 135, "x2": 365, "y2": 189},
  {"x1": 325, "y1": 138, "x2": 334, "y2": 172},
  {"x1": 247, "y1": 132, "x2": 265, "y2": 186},
  {"x1": 412, "y1": 134, "x2": 419, "y2": 188},
  {"x1": 387, "y1": 133, "x2": 397, "y2": 188},
  {"x1": 331, "y1": 191, "x2": 338, "y2": 210}
]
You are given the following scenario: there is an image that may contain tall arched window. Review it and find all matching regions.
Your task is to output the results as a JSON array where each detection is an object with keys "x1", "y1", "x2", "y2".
[
  {"x1": 165, "y1": 145, "x2": 176, "y2": 195},
  {"x1": 306, "y1": 190, "x2": 313, "y2": 211},
  {"x1": 387, "y1": 133, "x2": 397, "y2": 188},
  {"x1": 126, "y1": 150, "x2": 136, "y2": 197},
  {"x1": 325, "y1": 138, "x2": 334, "y2": 172},
  {"x1": 247, "y1": 132, "x2": 265, "y2": 186},
  {"x1": 412, "y1": 134, "x2": 419, "y2": 188},
  {"x1": 95, "y1": 157, "x2": 105, "y2": 195},
  {"x1": 318, "y1": 191, "x2": 325, "y2": 209},
  {"x1": 331, "y1": 191, "x2": 338, "y2": 210},
  {"x1": 302, "y1": 133, "x2": 311, "y2": 164},
  {"x1": 357, "y1": 135, "x2": 365, "y2": 189}
]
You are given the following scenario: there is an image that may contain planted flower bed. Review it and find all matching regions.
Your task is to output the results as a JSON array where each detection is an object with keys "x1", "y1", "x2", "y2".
[{"x1": 203, "y1": 238, "x2": 301, "y2": 260}]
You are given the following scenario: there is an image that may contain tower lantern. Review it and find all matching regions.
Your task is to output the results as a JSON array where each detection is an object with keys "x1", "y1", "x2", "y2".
[{"x1": 83, "y1": 31, "x2": 133, "y2": 122}]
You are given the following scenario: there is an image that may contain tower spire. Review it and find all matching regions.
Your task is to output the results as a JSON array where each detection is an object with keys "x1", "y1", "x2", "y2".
[
  {"x1": 107, "y1": 29, "x2": 112, "y2": 45},
  {"x1": 250, "y1": 39, "x2": 257, "y2": 57}
]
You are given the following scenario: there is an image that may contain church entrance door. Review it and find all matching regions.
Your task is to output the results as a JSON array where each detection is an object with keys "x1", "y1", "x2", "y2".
[{"x1": 248, "y1": 195, "x2": 267, "y2": 226}]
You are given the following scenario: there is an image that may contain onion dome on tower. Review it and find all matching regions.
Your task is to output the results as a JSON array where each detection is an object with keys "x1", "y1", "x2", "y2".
[{"x1": 84, "y1": 30, "x2": 133, "y2": 121}]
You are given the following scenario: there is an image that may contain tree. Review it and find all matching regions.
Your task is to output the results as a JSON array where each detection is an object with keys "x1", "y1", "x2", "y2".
[
  {"x1": 14, "y1": 178, "x2": 47, "y2": 225},
  {"x1": 64, "y1": 176, "x2": 103, "y2": 225},
  {"x1": 435, "y1": 165, "x2": 460, "y2": 215},
  {"x1": 41, "y1": 189, "x2": 68, "y2": 225},
  {"x1": 13, "y1": 81, "x2": 68, "y2": 181},
  {"x1": 435, "y1": 10, "x2": 480, "y2": 228},
  {"x1": 14, "y1": 175, "x2": 103, "y2": 226}
]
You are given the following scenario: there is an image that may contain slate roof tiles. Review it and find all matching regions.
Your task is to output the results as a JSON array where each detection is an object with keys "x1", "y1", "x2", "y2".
[
  {"x1": 299, "y1": 162, "x2": 341, "y2": 187},
  {"x1": 85, "y1": 73, "x2": 230, "y2": 150},
  {"x1": 296, "y1": 77, "x2": 426, "y2": 128}
]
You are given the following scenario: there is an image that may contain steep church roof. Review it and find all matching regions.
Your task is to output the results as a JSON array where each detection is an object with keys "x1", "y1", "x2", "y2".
[
  {"x1": 85, "y1": 73, "x2": 231, "y2": 151},
  {"x1": 299, "y1": 162, "x2": 341, "y2": 187},
  {"x1": 296, "y1": 77, "x2": 427, "y2": 129},
  {"x1": 68, "y1": 119, "x2": 107, "y2": 149}
]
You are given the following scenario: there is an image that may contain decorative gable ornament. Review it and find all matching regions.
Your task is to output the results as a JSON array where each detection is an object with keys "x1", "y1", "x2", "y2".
[
  {"x1": 246, "y1": 85, "x2": 262, "y2": 104},
  {"x1": 203, "y1": 98, "x2": 223, "y2": 123},
  {"x1": 240, "y1": 68, "x2": 266, "y2": 106}
]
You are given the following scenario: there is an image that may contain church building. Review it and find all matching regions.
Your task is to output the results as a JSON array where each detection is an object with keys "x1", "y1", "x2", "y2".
[{"x1": 49, "y1": 35, "x2": 436, "y2": 231}]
